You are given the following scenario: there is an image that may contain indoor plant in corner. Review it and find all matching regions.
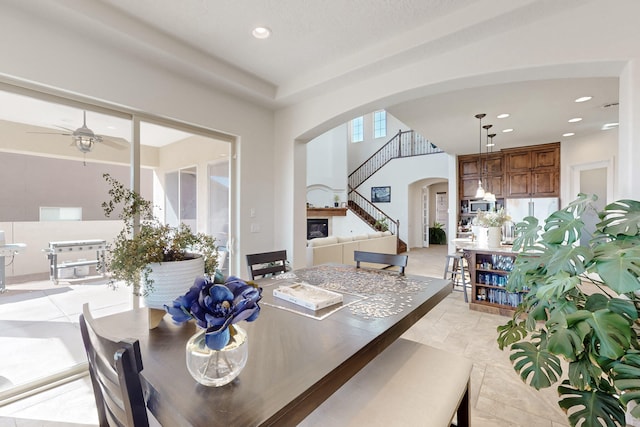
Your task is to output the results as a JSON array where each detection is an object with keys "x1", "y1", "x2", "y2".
[
  {"x1": 497, "y1": 194, "x2": 640, "y2": 427},
  {"x1": 101, "y1": 173, "x2": 218, "y2": 325}
]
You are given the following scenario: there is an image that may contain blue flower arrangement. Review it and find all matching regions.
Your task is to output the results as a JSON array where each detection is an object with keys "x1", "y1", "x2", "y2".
[{"x1": 165, "y1": 275, "x2": 262, "y2": 350}]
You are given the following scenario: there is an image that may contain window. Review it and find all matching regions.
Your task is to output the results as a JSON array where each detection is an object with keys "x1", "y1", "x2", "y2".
[
  {"x1": 374, "y1": 110, "x2": 387, "y2": 139},
  {"x1": 351, "y1": 116, "x2": 364, "y2": 142},
  {"x1": 165, "y1": 166, "x2": 197, "y2": 231}
]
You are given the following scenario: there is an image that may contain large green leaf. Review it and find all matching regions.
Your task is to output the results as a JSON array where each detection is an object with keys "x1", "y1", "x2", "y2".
[
  {"x1": 584, "y1": 310, "x2": 632, "y2": 360},
  {"x1": 613, "y1": 351, "x2": 640, "y2": 420},
  {"x1": 510, "y1": 341, "x2": 562, "y2": 390},
  {"x1": 598, "y1": 199, "x2": 640, "y2": 237},
  {"x1": 547, "y1": 323, "x2": 585, "y2": 361},
  {"x1": 536, "y1": 271, "x2": 580, "y2": 300},
  {"x1": 512, "y1": 216, "x2": 543, "y2": 251},
  {"x1": 546, "y1": 245, "x2": 592, "y2": 276},
  {"x1": 507, "y1": 250, "x2": 551, "y2": 292},
  {"x1": 585, "y1": 294, "x2": 638, "y2": 324},
  {"x1": 497, "y1": 319, "x2": 527, "y2": 350},
  {"x1": 565, "y1": 309, "x2": 631, "y2": 360},
  {"x1": 542, "y1": 210, "x2": 585, "y2": 245},
  {"x1": 568, "y1": 358, "x2": 603, "y2": 390},
  {"x1": 558, "y1": 380, "x2": 626, "y2": 427},
  {"x1": 592, "y1": 241, "x2": 640, "y2": 294}
]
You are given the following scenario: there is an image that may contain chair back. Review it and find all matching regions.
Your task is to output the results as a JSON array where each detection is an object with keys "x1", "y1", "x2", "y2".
[
  {"x1": 246, "y1": 250, "x2": 288, "y2": 280},
  {"x1": 79, "y1": 303, "x2": 149, "y2": 427},
  {"x1": 354, "y1": 250, "x2": 408, "y2": 275}
]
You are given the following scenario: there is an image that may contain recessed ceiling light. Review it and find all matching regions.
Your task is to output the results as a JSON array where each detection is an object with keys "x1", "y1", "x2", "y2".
[
  {"x1": 563, "y1": 132, "x2": 575, "y2": 137},
  {"x1": 575, "y1": 96, "x2": 592, "y2": 103},
  {"x1": 497, "y1": 113, "x2": 510, "y2": 119},
  {"x1": 502, "y1": 128, "x2": 513, "y2": 133},
  {"x1": 568, "y1": 118, "x2": 582, "y2": 123},
  {"x1": 252, "y1": 27, "x2": 271, "y2": 39},
  {"x1": 107, "y1": 125, "x2": 117, "y2": 130},
  {"x1": 602, "y1": 122, "x2": 619, "y2": 130}
]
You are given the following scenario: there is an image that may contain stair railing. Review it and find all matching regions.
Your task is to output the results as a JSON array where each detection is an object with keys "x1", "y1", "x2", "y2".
[
  {"x1": 348, "y1": 187, "x2": 398, "y2": 236},
  {"x1": 348, "y1": 130, "x2": 441, "y2": 191}
]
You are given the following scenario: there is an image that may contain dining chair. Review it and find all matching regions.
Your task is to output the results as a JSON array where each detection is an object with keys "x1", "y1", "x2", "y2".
[
  {"x1": 79, "y1": 303, "x2": 150, "y2": 427},
  {"x1": 246, "y1": 249, "x2": 288, "y2": 280},
  {"x1": 354, "y1": 250, "x2": 408, "y2": 275}
]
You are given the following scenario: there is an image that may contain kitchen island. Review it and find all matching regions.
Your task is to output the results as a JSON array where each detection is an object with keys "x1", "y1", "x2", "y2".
[{"x1": 456, "y1": 240, "x2": 522, "y2": 316}]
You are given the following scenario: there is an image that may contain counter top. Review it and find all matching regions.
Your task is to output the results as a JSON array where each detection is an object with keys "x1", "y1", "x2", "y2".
[{"x1": 452, "y1": 238, "x2": 518, "y2": 254}]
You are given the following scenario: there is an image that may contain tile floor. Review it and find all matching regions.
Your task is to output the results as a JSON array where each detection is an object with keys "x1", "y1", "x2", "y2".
[{"x1": 0, "y1": 246, "x2": 570, "y2": 426}]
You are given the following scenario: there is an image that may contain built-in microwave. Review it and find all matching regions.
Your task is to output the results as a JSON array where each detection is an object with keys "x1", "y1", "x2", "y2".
[{"x1": 469, "y1": 200, "x2": 495, "y2": 213}]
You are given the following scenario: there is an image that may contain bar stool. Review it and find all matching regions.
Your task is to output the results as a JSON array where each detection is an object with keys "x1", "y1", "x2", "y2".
[{"x1": 443, "y1": 252, "x2": 470, "y2": 302}]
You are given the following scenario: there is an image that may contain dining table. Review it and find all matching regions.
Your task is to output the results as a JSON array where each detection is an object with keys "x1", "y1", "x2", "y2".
[{"x1": 94, "y1": 264, "x2": 452, "y2": 426}]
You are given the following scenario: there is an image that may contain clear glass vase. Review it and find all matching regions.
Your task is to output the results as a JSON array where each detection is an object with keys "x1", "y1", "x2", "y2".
[{"x1": 185, "y1": 325, "x2": 248, "y2": 387}]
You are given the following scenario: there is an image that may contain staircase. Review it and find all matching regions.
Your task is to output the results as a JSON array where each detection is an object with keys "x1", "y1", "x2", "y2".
[
  {"x1": 348, "y1": 188, "x2": 407, "y2": 253},
  {"x1": 347, "y1": 130, "x2": 441, "y2": 254},
  {"x1": 348, "y1": 130, "x2": 442, "y2": 190}
]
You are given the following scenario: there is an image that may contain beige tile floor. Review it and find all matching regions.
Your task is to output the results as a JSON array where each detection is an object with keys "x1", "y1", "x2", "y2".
[{"x1": 0, "y1": 246, "x2": 571, "y2": 426}]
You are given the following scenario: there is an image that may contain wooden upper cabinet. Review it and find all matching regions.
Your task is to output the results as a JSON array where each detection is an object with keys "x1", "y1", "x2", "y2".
[
  {"x1": 459, "y1": 156, "x2": 480, "y2": 177},
  {"x1": 532, "y1": 146, "x2": 560, "y2": 169},
  {"x1": 506, "y1": 173, "x2": 531, "y2": 197},
  {"x1": 532, "y1": 170, "x2": 559, "y2": 196},
  {"x1": 483, "y1": 153, "x2": 503, "y2": 175},
  {"x1": 506, "y1": 151, "x2": 531, "y2": 172},
  {"x1": 502, "y1": 142, "x2": 560, "y2": 198},
  {"x1": 461, "y1": 178, "x2": 481, "y2": 198}
]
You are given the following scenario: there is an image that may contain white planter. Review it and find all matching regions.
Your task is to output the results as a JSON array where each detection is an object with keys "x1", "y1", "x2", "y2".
[
  {"x1": 487, "y1": 227, "x2": 502, "y2": 248},
  {"x1": 476, "y1": 227, "x2": 488, "y2": 247},
  {"x1": 143, "y1": 256, "x2": 204, "y2": 310}
]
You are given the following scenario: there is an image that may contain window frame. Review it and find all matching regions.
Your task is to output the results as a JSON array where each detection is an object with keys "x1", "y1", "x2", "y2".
[
  {"x1": 351, "y1": 116, "x2": 364, "y2": 143},
  {"x1": 373, "y1": 110, "x2": 387, "y2": 139}
]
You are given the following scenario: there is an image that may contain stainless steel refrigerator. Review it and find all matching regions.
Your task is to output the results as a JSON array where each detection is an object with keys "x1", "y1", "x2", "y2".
[
  {"x1": 503, "y1": 198, "x2": 560, "y2": 242},
  {"x1": 505, "y1": 197, "x2": 560, "y2": 225}
]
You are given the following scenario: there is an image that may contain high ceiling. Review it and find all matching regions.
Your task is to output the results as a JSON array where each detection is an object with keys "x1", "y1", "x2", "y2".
[{"x1": 2, "y1": 0, "x2": 628, "y2": 155}]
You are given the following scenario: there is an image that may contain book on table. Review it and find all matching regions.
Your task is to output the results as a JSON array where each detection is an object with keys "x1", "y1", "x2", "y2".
[{"x1": 273, "y1": 282, "x2": 343, "y2": 310}]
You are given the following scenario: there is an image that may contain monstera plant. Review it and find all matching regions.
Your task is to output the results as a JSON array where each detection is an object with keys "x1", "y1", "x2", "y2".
[{"x1": 497, "y1": 194, "x2": 640, "y2": 427}]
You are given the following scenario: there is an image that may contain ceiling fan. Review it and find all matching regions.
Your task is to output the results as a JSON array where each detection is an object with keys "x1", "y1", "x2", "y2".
[{"x1": 29, "y1": 111, "x2": 129, "y2": 153}]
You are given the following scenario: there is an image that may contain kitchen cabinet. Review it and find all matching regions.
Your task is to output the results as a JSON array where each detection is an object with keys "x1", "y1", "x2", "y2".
[{"x1": 504, "y1": 142, "x2": 560, "y2": 197}]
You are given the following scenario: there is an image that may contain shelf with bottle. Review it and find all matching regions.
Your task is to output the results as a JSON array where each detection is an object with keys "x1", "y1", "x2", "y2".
[{"x1": 466, "y1": 249, "x2": 520, "y2": 315}]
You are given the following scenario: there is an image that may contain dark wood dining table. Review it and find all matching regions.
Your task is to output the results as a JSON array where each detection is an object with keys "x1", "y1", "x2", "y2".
[{"x1": 94, "y1": 264, "x2": 452, "y2": 426}]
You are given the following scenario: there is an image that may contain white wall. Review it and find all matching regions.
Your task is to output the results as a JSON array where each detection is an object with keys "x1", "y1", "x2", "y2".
[
  {"x1": 358, "y1": 152, "x2": 450, "y2": 244},
  {"x1": 561, "y1": 129, "x2": 618, "y2": 207},
  {"x1": 306, "y1": 124, "x2": 348, "y2": 206}
]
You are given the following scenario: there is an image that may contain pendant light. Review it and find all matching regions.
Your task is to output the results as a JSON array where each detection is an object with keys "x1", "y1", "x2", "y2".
[
  {"x1": 484, "y1": 131, "x2": 497, "y2": 202},
  {"x1": 482, "y1": 124, "x2": 496, "y2": 202},
  {"x1": 474, "y1": 114, "x2": 486, "y2": 199}
]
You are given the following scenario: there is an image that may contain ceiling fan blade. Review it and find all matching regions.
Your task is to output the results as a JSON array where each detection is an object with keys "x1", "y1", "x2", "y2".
[
  {"x1": 53, "y1": 125, "x2": 75, "y2": 132},
  {"x1": 98, "y1": 135, "x2": 129, "y2": 150},
  {"x1": 27, "y1": 131, "x2": 72, "y2": 136}
]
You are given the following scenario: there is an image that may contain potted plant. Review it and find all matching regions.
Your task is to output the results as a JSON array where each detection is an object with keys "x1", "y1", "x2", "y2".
[
  {"x1": 334, "y1": 194, "x2": 340, "y2": 207},
  {"x1": 374, "y1": 218, "x2": 389, "y2": 232},
  {"x1": 497, "y1": 194, "x2": 640, "y2": 426},
  {"x1": 474, "y1": 208, "x2": 510, "y2": 247},
  {"x1": 428, "y1": 221, "x2": 446, "y2": 244},
  {"x1": 101, "y1": 174, "x2": 218, "y2": 307}
]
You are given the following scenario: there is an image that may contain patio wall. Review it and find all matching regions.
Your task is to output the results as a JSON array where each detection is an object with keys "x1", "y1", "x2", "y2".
[{"x1": 1, "y1": 220, "x2": 121, "y2": 280}]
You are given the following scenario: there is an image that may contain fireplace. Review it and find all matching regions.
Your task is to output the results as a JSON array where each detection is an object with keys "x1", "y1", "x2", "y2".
[{"x1": 307, "y1": 218, "x2": 329, "y2": 240}]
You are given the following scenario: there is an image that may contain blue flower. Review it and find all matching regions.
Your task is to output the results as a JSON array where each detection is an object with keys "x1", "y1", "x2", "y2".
[{"x1": 164, "y1": 275, "x2": 262, "y2": 350}]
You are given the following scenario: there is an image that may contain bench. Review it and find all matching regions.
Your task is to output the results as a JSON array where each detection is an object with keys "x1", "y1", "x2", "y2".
[{"x1": 299, "y1": 338, "x2": 472, "y2": 426}]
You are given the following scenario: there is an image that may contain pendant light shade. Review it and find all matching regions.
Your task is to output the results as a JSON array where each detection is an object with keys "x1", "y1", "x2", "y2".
[
  {"x1": 483, "y1": 131, "x2": 496, "y2": 202},
  {"x1": 475, "y1": 180, "x2": 485, "y2": 198},
  {"x1": 474, "y1": 113, "x2": 486, "y2": 199}
]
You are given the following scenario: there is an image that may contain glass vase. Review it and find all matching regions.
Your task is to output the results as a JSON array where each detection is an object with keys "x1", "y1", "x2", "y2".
[{"x1": 185, "y1": 325, "x2": 248, "y2": 387}]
